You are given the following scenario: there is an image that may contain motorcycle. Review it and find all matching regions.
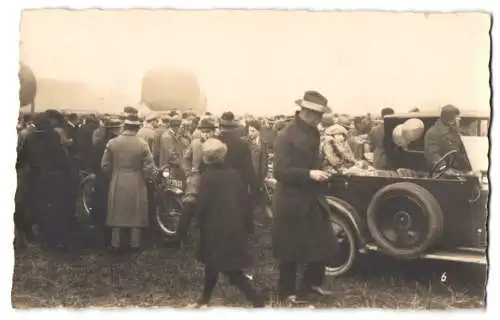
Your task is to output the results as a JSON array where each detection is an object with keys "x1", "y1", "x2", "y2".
[{"x1": 153, "y1": 164, "x2": 186, "y2": 239}]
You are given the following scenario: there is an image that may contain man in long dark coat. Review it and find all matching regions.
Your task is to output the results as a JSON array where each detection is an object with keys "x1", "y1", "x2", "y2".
[
  {"x1": 216, "y1": 112, "x2": 260, "y2": 231},
  {"x1": 217, "y1": 112, "x2": 259, "y2": 193},
  {"x1": 18, "y1": 112, "x2": 73, "y2": 252},
  {"x1": 273, "y1": 91, "x2": 337, "y2": 304}
]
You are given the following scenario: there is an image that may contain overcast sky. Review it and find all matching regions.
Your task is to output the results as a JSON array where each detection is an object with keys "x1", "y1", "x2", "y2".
[{"x1": 20, "y1": 10, "x2": 491, "y2": 115}]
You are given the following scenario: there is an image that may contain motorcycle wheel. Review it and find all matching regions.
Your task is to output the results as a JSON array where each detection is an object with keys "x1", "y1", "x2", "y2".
[
  {"x1": 155, "y1": 191, "x2": 183, "y2": 238},
  {"x1": 80, "y1": 173, "x2": 95, "y2": 220}
]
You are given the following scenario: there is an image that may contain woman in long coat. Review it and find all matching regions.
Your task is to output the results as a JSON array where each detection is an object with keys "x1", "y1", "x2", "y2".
[
  {"x1": 101, "y1": 114, "x2": 155, "y2": 251},
  {"x1": 189, "y1": 138, "x2": 263, "y2": 308}
]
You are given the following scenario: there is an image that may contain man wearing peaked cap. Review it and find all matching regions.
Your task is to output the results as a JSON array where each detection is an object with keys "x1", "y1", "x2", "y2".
[
  {"x1": 158, "y1": 113, "x2": 188, "y2": 168},
  {"x1": 424, "y1": 104, "x2": 468, "y2": 172},
  {"x1": 176, "y1": 116, "x2": 219, "y2": 246},
  {"x1": 272, "y1": 90, "x2": 336, "y2": 305},
  {"x1": 137, "y1": 114, "x2": 159, "y2": 151}
]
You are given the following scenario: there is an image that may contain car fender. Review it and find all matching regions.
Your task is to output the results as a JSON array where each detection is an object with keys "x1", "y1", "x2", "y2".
[{"x1": 323, "y1": 196, "x2": 367, "y2": 247}]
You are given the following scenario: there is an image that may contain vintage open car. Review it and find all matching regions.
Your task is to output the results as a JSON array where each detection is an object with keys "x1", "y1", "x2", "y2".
[{"x1": 264, "y1": 110, "x2": 489, "y2": 277}]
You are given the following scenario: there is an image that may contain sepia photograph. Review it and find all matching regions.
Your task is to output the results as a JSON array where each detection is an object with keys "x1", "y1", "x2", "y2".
[{"x1": 12, "y1": 8, "x2": 490, "y2": 310}]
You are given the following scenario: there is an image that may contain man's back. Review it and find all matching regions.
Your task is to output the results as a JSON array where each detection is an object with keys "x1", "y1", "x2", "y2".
[{"x1": 218, "y1": 130, "x2": 258, "y2": 193}]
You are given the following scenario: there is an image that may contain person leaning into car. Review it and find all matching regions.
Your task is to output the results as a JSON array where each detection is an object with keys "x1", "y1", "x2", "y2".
[
  {"x1": 424, "y1": 105, "x2": 469, "y2": 173},
  {"x1": 272, "y1": 90, "x2": 338, "y2": 305}
]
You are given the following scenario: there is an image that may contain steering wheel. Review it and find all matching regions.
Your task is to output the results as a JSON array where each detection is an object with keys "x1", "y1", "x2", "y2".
[{"x1": 428, "y1": 150, "x2": 458, "y2": 179}]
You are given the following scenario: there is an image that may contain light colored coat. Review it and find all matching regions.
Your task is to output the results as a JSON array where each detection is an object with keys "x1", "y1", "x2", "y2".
[
  {"x1": 137, "y1": 124, "x2": 156, "y2": 151},
  {"x1": 158, "y1": 129, "x2": 187, "y2": 168},
  {"x1": 101, "y1": 130, "x2": 155, "y2": 228}
]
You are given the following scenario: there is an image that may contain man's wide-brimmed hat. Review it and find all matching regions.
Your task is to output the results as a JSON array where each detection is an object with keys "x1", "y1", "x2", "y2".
[
  {"x1": 169, "y1": 115, "x2": 182, "y2": 127},
  {"x1": 123, "y1": 114, "x2": 142, "y2": 126},
  {"x1": 295, "y1": 90, "x2": 331, "y2": 114},
  {"x1": 104, "y1": 118, "x2": 122, "y2": 128},
  {"x1": 145, "y1": 113, "x2": 158, "y2": 122},
  {"x1": 198, "y1": 117, "x2": 217, "y2": 130},
  {"x1": 219, "y1": 111, "x2": 239, "y2": 128}
]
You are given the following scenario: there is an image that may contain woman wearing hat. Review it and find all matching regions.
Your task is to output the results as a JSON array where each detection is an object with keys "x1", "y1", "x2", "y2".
[
  {"x1": 321, "y1": 124, "x2": 360, "y2": 173},
  {"x1": 101, "y1": 113, "x2": 156, "y2": 252},
  {"x1": 187, "y1": 138, "x2": 264, "y2": 308},
  {"x1": 90, "y1": 117, "x2": 122, "y2": 247}
]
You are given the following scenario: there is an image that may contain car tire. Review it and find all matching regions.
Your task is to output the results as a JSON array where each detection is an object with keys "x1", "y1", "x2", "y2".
[
  {"x1": 367, "y1": 182, "x2": 444, "y2": 260},
  {"x1": 325, "y1": 213, "x2": 357, "y2": 277}
]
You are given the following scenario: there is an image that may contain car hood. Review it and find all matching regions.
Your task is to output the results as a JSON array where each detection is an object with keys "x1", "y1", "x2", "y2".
[{"x1": 461, "y1": 135, "x2": 489, "y2": 173}]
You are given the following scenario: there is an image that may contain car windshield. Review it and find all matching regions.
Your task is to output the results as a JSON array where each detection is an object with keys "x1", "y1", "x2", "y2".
[
  {"x1": 461, "y1": 136, "x2": 489, "y2": 172},
  {"x1": 460, "y1": 119, "x2": 489, "y2": 137}
]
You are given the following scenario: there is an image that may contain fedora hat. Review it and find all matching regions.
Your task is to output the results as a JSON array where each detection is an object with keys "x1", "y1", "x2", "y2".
[
  {"x1": 104, "y1": 118, "x2": 122, "y2": 128},
  {"x1": 145, "y1": 113, "x2": 158, "y2": 122},
  {"x1": 219, "y1": 111, "x2": 239, "y2": 128},
  {"x1": 169, "y1": 115, "x2": 182, "y2": 127},
  {"x1": 123, "y1": 114, "x2": 142, "y2": 126},
  {"x1": 295, "y1": 90, "x2": 331, "y2": 113},
  {"x1": 198, "y1": 117, "x2": 217, "y2": 130}
]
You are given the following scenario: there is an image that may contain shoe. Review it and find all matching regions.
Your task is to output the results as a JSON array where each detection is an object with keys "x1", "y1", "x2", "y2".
[
  {"x1": 309, "y1": 286, "x2": 333, "y2": 296},
  {"x1": 280, "y1": 295, "x2": 308, "y2": 306},
  {"x1": 186, "y1": 302, "x2": 208, "y2": 308}
]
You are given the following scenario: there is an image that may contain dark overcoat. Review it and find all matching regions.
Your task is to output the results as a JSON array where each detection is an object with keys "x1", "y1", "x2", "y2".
[
  {"x1": 17, "y1": 124, "x2": 73, "y2": 246},
  {"x1": 217, "y1": 130, "x2": 259, "y2": 194},
  {"x1": 194, "y1": 163, "x2": 253, "y2": 271},
  {"x1": 272, "y1": 114, "x2": 337, "y2": 263}
]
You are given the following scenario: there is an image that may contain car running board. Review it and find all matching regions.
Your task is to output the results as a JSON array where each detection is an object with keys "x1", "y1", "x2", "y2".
[{"x1": 363, "y1": 244, "x2": 487, "y2": 265}]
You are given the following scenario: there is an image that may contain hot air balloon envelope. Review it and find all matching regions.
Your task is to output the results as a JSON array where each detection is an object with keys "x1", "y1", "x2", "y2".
[
  {"x1": 141, "y1": 67, "x2": 206, "y2": 115},
  {"x1": 19, "y1": 63, "x2": 37, "y2": 107}
]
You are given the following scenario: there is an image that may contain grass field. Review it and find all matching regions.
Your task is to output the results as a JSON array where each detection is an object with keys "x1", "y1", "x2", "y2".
[{"x1": 11, "y1": 211, "x2": 487, "y2": 309}]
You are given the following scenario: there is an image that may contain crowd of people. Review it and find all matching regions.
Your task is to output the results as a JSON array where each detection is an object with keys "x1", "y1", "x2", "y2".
[{"x1": 15, "y1": 89, "x2": 471, "y2": 307}]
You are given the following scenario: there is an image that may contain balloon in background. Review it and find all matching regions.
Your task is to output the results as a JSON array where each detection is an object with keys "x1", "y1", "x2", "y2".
[
  {"x1": 393, "y1": 124, "x2": 409, "y2": 148},
  {"x1": 141, "y1": 67, "x2": 206, "y2": 115},
  {"x1": 19, "y1": 62, "x2": 37, "y2": 107},
  {"x1": 402, "y1": 118, "x2": 425, "y2": 142}
]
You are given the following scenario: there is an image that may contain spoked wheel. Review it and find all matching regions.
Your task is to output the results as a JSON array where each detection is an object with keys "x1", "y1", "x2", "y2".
[
  {"x1": 155, "y1": 193, "x2": 183, "y2": 238},
  {"x1": 325, "y1": 214, "x2": 357, "y2": 277},
  {"x1": 79, "y1": 173, "x2": 95, "y2": 220},
  {"x1": 263, "y1": 177, "x2": 276, "y2": 219}
]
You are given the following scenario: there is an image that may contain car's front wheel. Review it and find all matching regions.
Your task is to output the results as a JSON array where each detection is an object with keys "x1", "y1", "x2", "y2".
[{"x1": 325, "y1": 214, "x2": 357, "y2": 277}]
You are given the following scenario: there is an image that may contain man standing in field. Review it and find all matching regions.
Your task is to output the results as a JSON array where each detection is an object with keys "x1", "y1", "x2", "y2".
[{"x1": 272, "y1": 90, "x2": 337, "y2": 305}]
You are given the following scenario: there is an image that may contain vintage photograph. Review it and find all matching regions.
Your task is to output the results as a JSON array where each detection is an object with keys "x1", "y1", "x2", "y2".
[{"x1": 13, "y1": 9, "x2": 489, "y2": 309}]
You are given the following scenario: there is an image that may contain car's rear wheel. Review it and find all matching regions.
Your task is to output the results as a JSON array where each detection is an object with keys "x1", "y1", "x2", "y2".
[
  {"x1": 325, "y1": 214, "x2": 357, "y2": 277},
  {"x1": 367, "y1": 182, "x2": 444, "y2": 260}
]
